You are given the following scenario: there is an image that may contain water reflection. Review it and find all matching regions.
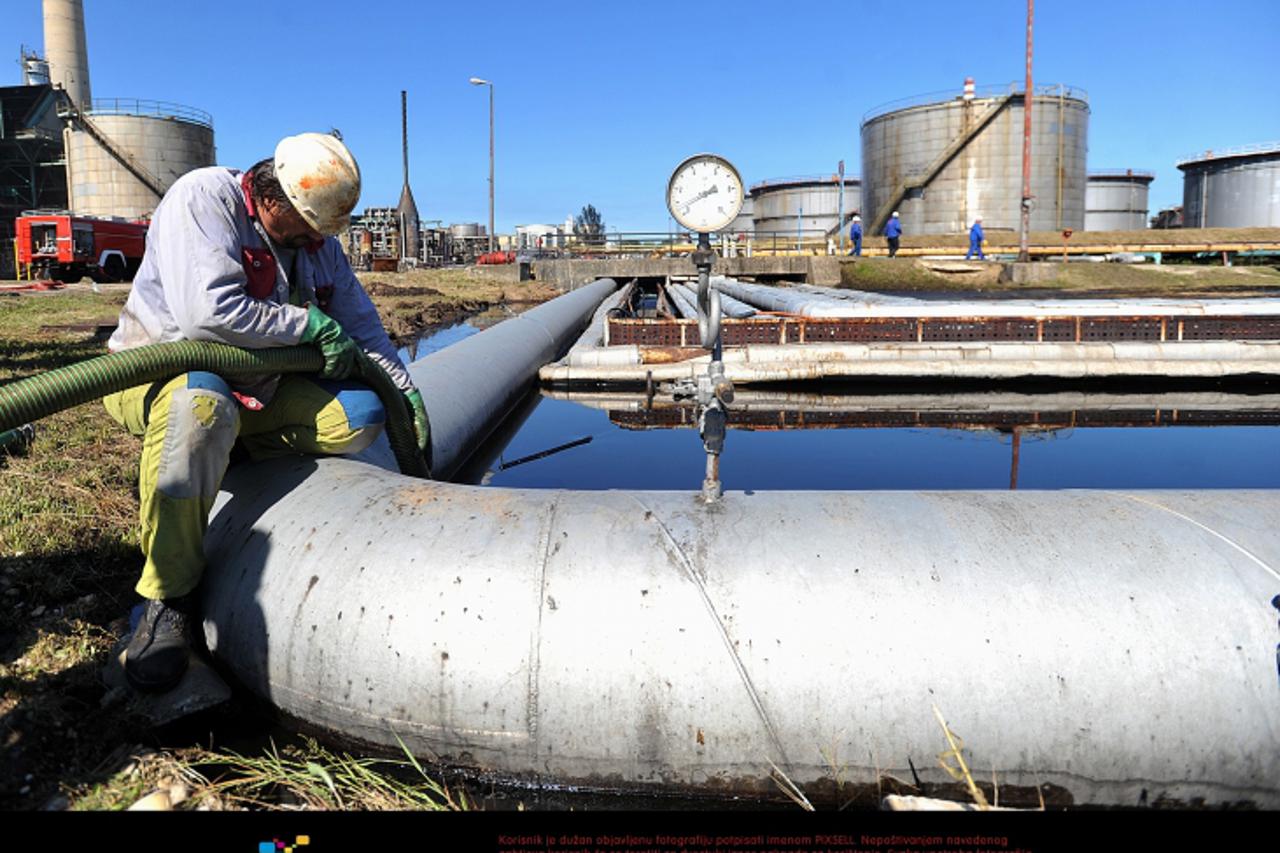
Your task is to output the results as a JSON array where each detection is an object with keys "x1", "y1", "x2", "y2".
[
  {"x1": 405, "y1": 320, "x2": 1280, "y2": 491},
  {"x1": 465, "y1": 387, "x2": 1280, "y2": 491}
]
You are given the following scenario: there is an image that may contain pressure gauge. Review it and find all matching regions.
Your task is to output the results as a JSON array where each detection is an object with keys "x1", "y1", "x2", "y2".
[{"x1": 666, "y1": 154, "x2": 744, "y2": 234}]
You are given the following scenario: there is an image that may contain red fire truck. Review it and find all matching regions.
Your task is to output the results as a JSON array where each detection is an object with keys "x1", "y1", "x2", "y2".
[{"x1": 15, "y1": 212, "x2": 148, "y2": 283}]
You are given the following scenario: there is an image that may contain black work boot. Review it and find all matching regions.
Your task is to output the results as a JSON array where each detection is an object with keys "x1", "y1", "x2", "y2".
[{"x1": 123, "y1": 595, "x2": 195, "y2": 693}]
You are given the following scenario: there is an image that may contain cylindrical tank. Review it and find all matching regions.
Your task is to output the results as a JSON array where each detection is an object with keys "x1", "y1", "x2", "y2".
[
  {"x1": 22, "y1": 52, "x2": 51, "y2": 86},
  {"x1": 1178, "y1": 144, "x2": 1280, "y2": 228},
  {"x1": 42, "y1": 0, "x2": 91, "y2": 108},
  {"x1": 66, "y1": 101, "x2": 216, "y2": 219},
  {"x1": 728, "y1": 195, "x2": 754, "y2": 235},
  {"x1": 450, "y1": 223, "x2": 484, "y2": 238},
  {"x1": 1085, "y1": 170, "x2": 1153, "y2": 231},
  {"x1": 861, "y1": 82, "x2": 1089, "y2": 235},
  {"x1": 749, "y1": 177, "x2": 862, "y2": 239},
  {"x1": 516, "y1": 223, "x2": 558, "y2": 249}
]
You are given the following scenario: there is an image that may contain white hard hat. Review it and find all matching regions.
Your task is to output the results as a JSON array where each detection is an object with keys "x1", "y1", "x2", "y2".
[
  {"x1": 852, "y1": 215, "x2": 861, "y2": 222},
  {"x1": 891, "y1": 210, "x2": 899, "y2": 217},
  {"x1": 274, "y1": 132, "x2": 361, "y2": 235},
  {"x1": 975, "y1": 215, "x2": 983, "y2": 222}
]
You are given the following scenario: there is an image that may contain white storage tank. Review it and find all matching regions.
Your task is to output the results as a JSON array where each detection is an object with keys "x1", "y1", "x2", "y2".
[
  {"x1": 1085, "y1": 170, "x2": 1153, "y2": 231},
  {"x1": 1178, "y1": 143, "x2": 1280, "y2": 228},
  {"x1": 65, "y1": 99, "x2": 215, "y2": 219},
  {"x1": 861, "y1": 80, "x2": 1089, "y2": 236},
  {"x1": 750, "y1": 176, "x2": 862, "y2": 240}
]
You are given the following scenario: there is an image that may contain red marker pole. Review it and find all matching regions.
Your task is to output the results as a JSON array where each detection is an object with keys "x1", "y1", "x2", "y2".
[{"x1": 1018, "y1": 0, "x2": 1034, "y2": 263}]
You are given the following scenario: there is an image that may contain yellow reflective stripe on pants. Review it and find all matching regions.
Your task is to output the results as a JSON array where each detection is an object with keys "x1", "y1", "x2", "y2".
[{"x1": 105, "y1": 372, "x2": 385, "y2": 600}]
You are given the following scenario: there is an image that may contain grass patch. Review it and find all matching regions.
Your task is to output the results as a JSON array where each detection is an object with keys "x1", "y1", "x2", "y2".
[
  {"x1": 180, "y1": 737, "x2": 467, "y2": 811},
  {"x1": 839, "y1": 256, "x2": 1280, "y2": 295}
]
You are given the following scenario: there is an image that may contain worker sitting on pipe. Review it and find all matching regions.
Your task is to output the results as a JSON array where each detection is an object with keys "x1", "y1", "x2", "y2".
[{"x1": 103, "y1": 132, "x2": 430, "y2": 694}]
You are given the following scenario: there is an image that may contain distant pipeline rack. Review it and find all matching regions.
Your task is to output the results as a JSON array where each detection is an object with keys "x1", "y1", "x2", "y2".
[{"x1": 540, "y1": 279, "x2": 1280, "y2": 385}]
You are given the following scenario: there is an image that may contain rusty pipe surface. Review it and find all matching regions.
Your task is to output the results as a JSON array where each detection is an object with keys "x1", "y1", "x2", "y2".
[
  {"x1": 541, "y1": 340, "x2": 1280, "y2": 384},
  {"x1": 203, "y1": 458, "x2": 1280, "y2": 807}
]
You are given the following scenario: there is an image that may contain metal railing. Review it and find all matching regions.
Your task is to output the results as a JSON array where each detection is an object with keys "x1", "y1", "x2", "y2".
[
  {"x1": 1088, "y1": 169, "x2": 1156, "y2": 180},
  {"x1": 515, "y1": 230, "x2": 844, "y2": 259},
  {"x1": 86, "y1": 98, "x2": 214, "y2": 129},
  {"x1": 1176, "y1": 142, "x2": 1280, "y2": 167},
  {"x1": 749, "y1": 174, "x2": 860, "y2": 191},
  {"x1": 861, "y1": 82, "x2": 1087, "y2": 125}
]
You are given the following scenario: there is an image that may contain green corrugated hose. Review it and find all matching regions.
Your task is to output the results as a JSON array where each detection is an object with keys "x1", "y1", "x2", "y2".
[{"x1": 0, "y1": 341, "x2": 431, "y2": 479}]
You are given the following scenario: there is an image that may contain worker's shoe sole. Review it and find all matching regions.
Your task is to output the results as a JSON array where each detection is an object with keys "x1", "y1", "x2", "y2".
[{"x1": 123, "y1": 596, "x2": 194, "y2": 693}]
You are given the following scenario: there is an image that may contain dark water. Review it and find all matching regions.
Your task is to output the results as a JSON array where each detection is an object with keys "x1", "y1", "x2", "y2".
[{"x1": 408, "y1": 321, "x2": 1280, "y2": 491}]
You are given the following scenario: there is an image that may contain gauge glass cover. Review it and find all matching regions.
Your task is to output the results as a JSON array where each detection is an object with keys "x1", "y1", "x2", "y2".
[{"x1": 666, "y1": 155, "x2": 744, "y2": 233}]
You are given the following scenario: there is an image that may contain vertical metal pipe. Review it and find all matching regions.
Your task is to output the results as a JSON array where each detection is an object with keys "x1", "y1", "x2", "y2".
[
  {"x1": 1056, "y1": 88, "x2": 1064, "y2": 231},
  {"x1": 838, "y1": 163, "x2": 845, "y2": 252},
  {"x1": 1010, "y1": 427, "x2": 1021, "y2": 490},
  {"x1": 1018, "y1": 0, "x2": 1034, "y2": 262},
  {"x1": 401, "y1": 90, "x2": 410, "y2": 187},
  {"x1": 488, "y1": 84, "x2": 495, "y2": 253}
]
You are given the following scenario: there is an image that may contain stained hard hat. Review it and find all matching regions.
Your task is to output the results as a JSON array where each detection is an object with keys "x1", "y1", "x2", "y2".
[{"x1": 274, "y1": 132, "x2": 362, "y2": 236}]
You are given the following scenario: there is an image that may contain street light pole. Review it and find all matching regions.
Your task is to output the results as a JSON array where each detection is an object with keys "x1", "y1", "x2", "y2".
[{"x1": 469, "y1": 77, "x2": 495, "y2": 252}]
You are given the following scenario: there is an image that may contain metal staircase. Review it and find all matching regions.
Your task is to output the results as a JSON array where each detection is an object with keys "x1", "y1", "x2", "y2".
[
  {"x1": 867, "y1": 94, "x2": 1014, "y2": 234},
  {"x1": 55, "y1": 94, "x2": 167, "y2": 200}
]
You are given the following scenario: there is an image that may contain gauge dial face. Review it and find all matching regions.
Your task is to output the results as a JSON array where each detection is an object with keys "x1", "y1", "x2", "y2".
[{"x1": 666, "y1": 154, "x2": 744, "y2": 233}]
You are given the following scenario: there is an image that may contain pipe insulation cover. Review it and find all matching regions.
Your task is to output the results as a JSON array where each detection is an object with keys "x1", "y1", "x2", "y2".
[
  {"x1": 203, "y1": 464, "x2": 1280, "y2": 806},
  {"x1": 407, "y1": 277, "x2": 617, "y2": 479}
]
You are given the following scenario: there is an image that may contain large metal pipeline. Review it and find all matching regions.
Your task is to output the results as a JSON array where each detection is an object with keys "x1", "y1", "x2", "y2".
[
  {"x1": 716, "y1": 278, "x2": 1280, "y2": 319},
  {"x1": 671, "y1": 282, "x2": 756, "y2": 319},
  {"x1": 204, "y1": 462, "x2": 1280, "y2": 807},
  {"x1": 545, "y1": 339, "x2": 1280, "y2": 382},
  {"x1": 201, "y1": 280, "x2": 1280, "y2": 807},
  {"x1": 401, "y1": 276, "x2": 616, "y2": 479}
]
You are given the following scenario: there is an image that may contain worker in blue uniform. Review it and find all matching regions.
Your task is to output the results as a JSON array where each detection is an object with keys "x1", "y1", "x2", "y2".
[
  {"x1": 848, "y1": 215, "x2": 863, "y2": 257},
  {"x1": 966, "y1": 216, "x2": 985, "y2": 260},
  {"x1": 885, "y1": 211, "x2": 902, "y2": 258}
]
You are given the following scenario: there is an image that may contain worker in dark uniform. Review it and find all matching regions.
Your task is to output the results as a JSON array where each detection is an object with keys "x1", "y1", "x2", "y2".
[{"x1": 885, "y1": 211, "x2": 902, "y2": 258}]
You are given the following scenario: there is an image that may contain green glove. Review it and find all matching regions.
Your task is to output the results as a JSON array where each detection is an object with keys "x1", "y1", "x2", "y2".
[
  {"x1": 299, "y1": 304, "x2": 357, "y2": 380},
  {"x1": 405, "y1": 389, "x2": 430, "y2": 453}
]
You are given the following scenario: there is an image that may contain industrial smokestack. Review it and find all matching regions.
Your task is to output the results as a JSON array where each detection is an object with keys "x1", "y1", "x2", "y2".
[
  {"x1": 397, "y1": 90, "x2": 421, "y2": 263},
  {"x1": 42, "y1": 0, "x2": 92, "y2": 109}
]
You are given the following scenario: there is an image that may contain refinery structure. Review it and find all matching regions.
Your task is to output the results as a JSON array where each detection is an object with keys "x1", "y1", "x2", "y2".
[
  {"x1": 3, "y1": 0, "x2": 1280, "y2": 278},
  {"x1": 5, "y1": 0, "x2": 1280, "y2": 819}
]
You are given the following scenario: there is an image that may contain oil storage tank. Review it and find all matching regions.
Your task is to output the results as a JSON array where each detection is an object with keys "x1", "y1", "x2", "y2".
[
  {"x1": 861, "y1": 80, "x2": 1089, "y2": 236},
  {"x1": 1085, "y1": 170, "x2": 1153, "y2": 231},
  {"x1": 728, "y1": 195, "x2": 754, "y2": 235},
  {"x1": 65, "y1": 100, "x2": 216, "y2": 219},
  {"x1": 749, "y1": 176, "x2": 861, "y2": 241},
  {"x1": 1178, "y1": 143, "x2": 1280, "y2": 228}
]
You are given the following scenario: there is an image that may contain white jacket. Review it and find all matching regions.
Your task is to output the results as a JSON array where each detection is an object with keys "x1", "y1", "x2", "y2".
[{"x1": 109, "y1": 166, "x2": 414, "y2": 401}]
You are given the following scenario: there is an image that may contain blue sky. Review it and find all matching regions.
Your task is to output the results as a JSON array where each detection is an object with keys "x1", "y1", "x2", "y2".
[{"x1": 8, "y1": 0, "x2": 1279, "y2": 232}]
